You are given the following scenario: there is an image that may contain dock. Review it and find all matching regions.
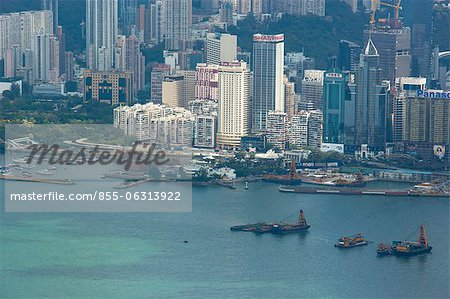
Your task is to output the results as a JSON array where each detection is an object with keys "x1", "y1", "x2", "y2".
[
  {"x1": 0, "y1": 175, "x2": 74, "y2": 185},
  {"x1": 279, "y1": 186, "x2": 449, "y2": 197}
]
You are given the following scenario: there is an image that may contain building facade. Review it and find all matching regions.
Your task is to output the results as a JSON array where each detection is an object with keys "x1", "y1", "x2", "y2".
[
  {"x1": 217, "y1": 62, "x2": 251, "y2": 149},
  {"x1": 83, "y1": 70, "x2": 133, "y2": 105},
  {"x1": 252, "y1": 33, "x2": 285, "y2": 132}
]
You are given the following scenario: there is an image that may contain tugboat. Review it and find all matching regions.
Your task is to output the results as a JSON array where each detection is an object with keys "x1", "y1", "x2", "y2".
[
  {"x1": 391, "y1": 225, "x2": 432, "y2": 256},
  {"x1": 335, "y1": 234, "x2": 369, "y2": 248},
  {"x1": 377, "y1": 225, "x2": 432, "y2": 257},
  {"x1": 245, "y1": 182, "x2": 249, "y2": 190},
  {"x1": 270, "y1": 210, "x2": 311, "y2": 234},
  {"x1": 376, "y1": 243, "x2": 392, "y2": 256}
]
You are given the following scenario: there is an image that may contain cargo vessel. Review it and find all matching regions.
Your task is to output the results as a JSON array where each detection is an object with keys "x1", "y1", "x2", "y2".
[
  {"x1": 231, "y1": 210, "x2": 310, "y2": 235},
  {"x1": 377, "y1": 224, "x2": 432, "y2": 257},
  {"x1": 270, "y1": 210, "x2": 310, "y2": 234},
  {"x1": 335, "y1": 234, "x2": 369, "y2": 248},
  {"x1": 263, "y1": 160, "x2": 301, "y2": 185}
]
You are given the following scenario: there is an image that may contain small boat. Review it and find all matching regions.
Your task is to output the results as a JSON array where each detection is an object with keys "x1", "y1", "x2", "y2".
[
  {"x1": 48, "y1": 166, "x2": 57, "y2": 170},
  {"x1": 245, "y1": 182, "x2": 249, "y2": 190},
  {"x1": 335, "y1": 234, "x2": 369, "y2": 248},
  {"x1": 377, "y1": 243, "x2": 392, "y2": 256},
  {"x1": 37, "y1": 169, "x2": 53, "y2": 175}
]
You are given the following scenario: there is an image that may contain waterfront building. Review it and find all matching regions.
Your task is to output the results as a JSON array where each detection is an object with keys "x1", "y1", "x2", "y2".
[
  {"x1": 83, "y1": 70, "x2": 134, "y2": 105},
  {"x1": 301, "y1": 70, "x2": 325, "y2": 110},
  {"x1": 195, "y1": 63, "x2": 219, "y2": 102},
  {"x1": 206, "y1": 33, "x2": 237, "y2": 65},
  {"x1": 252, "y1": 34, "x2": 285, "y2": 132},
  {"x1": 403, "y1": 90, "x2": 450, "y2": 154},
  {"x1": 217, "y1": 61, "x2": 251, "y2": 149},
  {"x1": 354, "y1": 38, "x2": 389, "y2": 150},
  {"x1": 338, "y1": 40, "x2": 361, "y2": 73},
  {"x1": 163, "y1": 0, "x2": 192, "y2": 51},
  {"x1": 289, "y1": 111, "x2": 310, "y2": 148},
  {"x1": 86, "y1": 0, "x2": 118, "y2": 71},
  {"x1": 114, "y1": 103, "x2": 195, "y2": 146},
  {"x1": 194, "y1": 115, "x2": 217, "y2": 148},
  {"x1": 322, "y1": 68, "x2": 350, "y2": 144},
  {"x1": 267, "y1": 111, "x2": 288, "y2": 150}
]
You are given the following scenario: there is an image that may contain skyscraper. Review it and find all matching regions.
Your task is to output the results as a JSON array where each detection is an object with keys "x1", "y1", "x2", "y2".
[
  {"x1": 86, "y1": 0, "x2": 118, "y2": 71},
  {"x1": 322, "y1": 68, "x2": 349, "y2": 144},
  {"x1": 301, "y1": 69, "x2": 325, "y2": 110},
  {"x1": 354, "y1": 38, "x2": 389, "y2": 149},
  {"x1": 252, "y1": 34, "x2": 285, "y2": 132},
  {"x1": 402, "y1": 0, "x2": 433, "y2": 77},
  {"x1": 206, "y1": 33, "x2": 237, "y2": 65},
  {"x1": 163, "y1": 0, "x2": 192, "y2": 51},
  {"x1": 119, "y1": 0, "x2": 137, "y2": 36},
  {"x1": 338, "y1": 40, "x2": 361, "y2": 73},
  {"x1": 41, "y1": 0, "x2": 59, "y2": 33},
  {"x1": 365, "y1": 26, "x2": 412, "y2": 84},
  {"x1": 217, "y1": 62, "x2": 251, "y2": 149}
]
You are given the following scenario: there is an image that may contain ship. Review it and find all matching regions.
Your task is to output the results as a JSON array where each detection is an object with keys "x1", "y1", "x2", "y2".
[
  {"x1": 377, "y1": 224, "x2": 432, "y2": 257},
  {"x1": 270, "y1": 210, "x2": 311, "y2": 234},
  {"x1": 335, "y1": 234, "x2": 369, "y2": 248},
  {"x1": 263, "y1": 160, "x2": 302, "y2": 185}
]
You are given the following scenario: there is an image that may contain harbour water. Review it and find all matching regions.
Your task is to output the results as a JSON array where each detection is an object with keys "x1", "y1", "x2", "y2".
[{"x1": 1, "y1": 181, "x2": 449, "y2": 298}]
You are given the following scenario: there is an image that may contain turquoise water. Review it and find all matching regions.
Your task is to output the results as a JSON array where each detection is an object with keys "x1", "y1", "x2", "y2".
[{"x1": 1, "y1": 181, "x2": 449, "y2": 298}]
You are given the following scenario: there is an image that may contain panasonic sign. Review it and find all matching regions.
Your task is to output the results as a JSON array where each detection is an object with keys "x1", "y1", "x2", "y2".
[{"x1": 417, "y1": 89, "x2": 450, "y2": 99}]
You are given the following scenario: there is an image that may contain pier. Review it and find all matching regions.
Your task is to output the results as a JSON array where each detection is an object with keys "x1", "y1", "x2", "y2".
[{"x1": 0, "y1": 175, "x2": 74, "y2": 185}]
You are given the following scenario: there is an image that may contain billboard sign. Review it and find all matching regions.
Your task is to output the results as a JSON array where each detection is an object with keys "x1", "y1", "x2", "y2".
[{"x1": 320, "y1": 143, "x2": 344, "y2": 154}]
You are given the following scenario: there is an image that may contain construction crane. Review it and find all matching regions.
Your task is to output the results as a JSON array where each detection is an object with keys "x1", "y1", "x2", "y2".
[{"x1": 380, "y1": 0, "x2": 402, "y2": 21}]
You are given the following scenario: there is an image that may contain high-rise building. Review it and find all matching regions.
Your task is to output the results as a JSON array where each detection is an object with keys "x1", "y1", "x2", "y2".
[
  {"x1": 402, "y1": 0, "x2": 433, "y2": 78},
  {"x1": 56, "y1": 26, "x2": 65, "y2": 77},
  {"x1": 338, "y1": 40, "x2": 361, "y2": 73},
  {"x1": 65, "y1": 51, "x2": 74, "y2": 82},
  {"x1": 163, "y1": 0, "x2": 192, "y2": 51},
  {"x1": 205, "y1": 33, "x2": 237, "y2": 65},
  {"x1": 194, "y1": 115, "x2": 217, "y2": 148},
  {"x1": 119, "y1": 0, "x2": 137, "y2": 36},
  {"x1": 162, "y1": 75, "x2": 184, "y2": 108},
  {"x1": 41, "y1": 0, "x2": 59, "y2": 33},
  {"x1": 150, "y1": 64, "x2": 170, "y2": 103},
  {"x1": 284, "y1": 77, "x2": 297, "y2": 120},
  {"x1": 86, "y1": 0, "x2": 118, "y2": 71},
  {"x1": 179, "y1": 70, "x2": 196, "y2": 105},
  {"x1": 272, "y1": 0, "x2": 325, "y2": 17},
  {"x1": 322, "y1": 68, "x2": 350, "y2": 144},
  {"x1": 307, "y1": 109, "x2": 323, "y2": 149},
  {"x1": 145, "y1": 1, "x2": 163, "y2": 44},
  {"x1": 217, "y1": 61, "x2": 251, "y2": 149},
  {"x1": 267, "y1": 111, "x2": 288, "y2": 150},
  {"x1": 83, "y1": 70, "x2": 134, "y2": 105},
  {"x1": 195, "y1": 63, "x2": 219, "y2": 102},
  {"x1": 0, "y1": 11, "x2": 53, "y2": 62},
  {"x1": 220, "y1": 1, "x2": 234, "y2": 26},
  {"x1": 403, "y1": 90, "x2": 450, "y2": 149},
  {"x1": 354, "y1": 38, "x2": 389, "y2": 149},
  {"x1": 365, "y1": 27, "x2": 411, "y2": 84},
  {"x1": 289, "y1": 109, "x2": 323, "y2": 149},
  {"x1": 31, "y1": 33, "x2": 60, "y2": 83},
  {"x1": 301, "y1": 70, "x2": 325, "y2": 110},
  {"x1": 126, "y1": 35, "x2": 146, "y2": 91},
  {"x1": 252, "y1": 34, "x2": 285, "y2": 132}
]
